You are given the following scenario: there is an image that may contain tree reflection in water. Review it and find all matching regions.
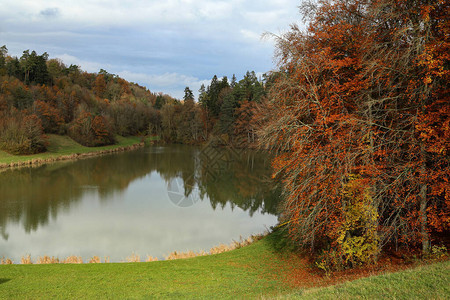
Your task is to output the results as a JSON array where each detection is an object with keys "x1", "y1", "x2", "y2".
[{"x1": 0, "y1": 145, "x2": 280, "y2": 240}]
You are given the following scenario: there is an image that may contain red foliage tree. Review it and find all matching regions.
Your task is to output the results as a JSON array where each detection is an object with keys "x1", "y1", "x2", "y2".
[
  {"x1": 33, "y1": 100, "x2": 64, "y2": 133},
  {"x1": 69, "y1": 109, "x2": 115, "y2": 147},
  {"x1": 261, "y1": 0, "x2": 449, "y2": 265}
]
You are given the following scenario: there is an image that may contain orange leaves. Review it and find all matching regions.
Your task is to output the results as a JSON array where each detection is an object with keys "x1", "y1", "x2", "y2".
[
  {"x1": 34, "y1": 100, "x2": 64, "y2": 133},
  {"x1": 93, "y1": 74, "x2": 106, "y2": 98},
  {"x1": 263, "y1": 0, "x2": 449, "y2": 257},
  {"x1": 0, "y1": 109, "x2": 47, "y2": 154},
  {"x1": 69, "y1": 110, "x2": 115, "y2": 147}
]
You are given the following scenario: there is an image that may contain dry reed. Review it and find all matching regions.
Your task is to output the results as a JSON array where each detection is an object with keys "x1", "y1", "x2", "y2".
[
  {"x1": 164, "y1": 233, "x2": 266, "y2": 261},
  {"x1": 2, "y1": 233, "x2": 268, "y2": 265},
  {"x1": 36, "y1": 256, "x2": 60, "y2": 264},
  {"x1": 89, "y1": 256, "x2": 101, "y2": 263},
  {"x1": 145, "y1": 255, "x2": 158, "y2": 262},
  {"x1": 1, "y1": 257, "x2": 13, "y2": 265},
  {"x1": 165, "y1": 250, "x2": 207, "y2": 260},
  {"x1": 126, "y1": 253, "x2": 140, "y2": 262},
  {"x1": 21, "y1": 255, "x2": 32, "y2": 264},
  {"x1": 61, "y1": 256, "x2": 83, "y2": 264}
]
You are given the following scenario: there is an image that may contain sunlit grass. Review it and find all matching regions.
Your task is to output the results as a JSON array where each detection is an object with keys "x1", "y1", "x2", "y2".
[
  {"x1": 289, "y1": 260, "x2": 450, "y2": 299},
  {"x1": 0, "y1": 236, "x2": 446, "y2": 299},
  {"x1": 0, "y1": 236, "x2": 300, "y2": 298},
  {"x1": 0, "y1": 134, "x2": 142, "y2": 166}
]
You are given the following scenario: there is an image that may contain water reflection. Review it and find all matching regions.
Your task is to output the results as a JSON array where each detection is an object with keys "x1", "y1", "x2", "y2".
[
  {"x1": 0, "y1": 145, "x2": 279, "y2": 261},
  {"x1": 0, "y1": 150, "x2": 154, "y2": 236}
]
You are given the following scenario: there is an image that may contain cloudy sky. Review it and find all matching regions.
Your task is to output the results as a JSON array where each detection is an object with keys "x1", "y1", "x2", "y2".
[{"x1": 1, "y1": 0, "x2": 303, "y2": 99}]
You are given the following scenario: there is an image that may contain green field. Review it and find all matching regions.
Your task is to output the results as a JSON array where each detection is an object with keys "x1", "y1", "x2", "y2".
[
  {"x1": 291, "y1": 260, "x2": 450, "y2": 299},
  {"x1": 0, "y1": 134, "x2": 143, "y2": 165},
  {"x1": 0, "y1": 235, "x2": 448, "y2": 299}
]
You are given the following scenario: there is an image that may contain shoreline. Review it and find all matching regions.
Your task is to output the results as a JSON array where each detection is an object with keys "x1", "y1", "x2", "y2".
[
  {"x1": 0, "y1": 234, "x2": 264, "y2": 265},
  {"x1": 0, "y1": 141, "x2": 145, "y2": 170}
]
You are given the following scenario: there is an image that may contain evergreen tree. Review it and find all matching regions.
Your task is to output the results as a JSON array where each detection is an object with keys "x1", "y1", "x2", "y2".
[
  {"x1": 154, "y1": 94, "x2": 166, "y2": 109},
  {"x1": 183, "y1": 87, "x2": 194, "y2": 102}
]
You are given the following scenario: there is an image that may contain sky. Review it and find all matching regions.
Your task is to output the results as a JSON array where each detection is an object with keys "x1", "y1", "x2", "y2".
[{"x1": 0, "y1": 0, "x2": 303, "y2": 99}]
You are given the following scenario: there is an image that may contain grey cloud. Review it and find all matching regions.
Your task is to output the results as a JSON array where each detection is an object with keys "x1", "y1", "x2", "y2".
[{"x1": 40, "y1": 7, "x2": 60, "y2": 18}]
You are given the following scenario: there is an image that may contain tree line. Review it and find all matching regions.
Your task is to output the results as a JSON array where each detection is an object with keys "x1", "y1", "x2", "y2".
[
  {"x1": 160, "y1": 71, "x2": 266, "y2": 145},
  {"x1": 0, "y1": 46, "x2": 267, "y2": 154}
]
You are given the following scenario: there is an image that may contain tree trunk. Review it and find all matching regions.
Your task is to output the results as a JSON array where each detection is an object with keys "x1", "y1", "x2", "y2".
[{"x1": 420, "y1": 144, "x2": 430, "y2": 253}]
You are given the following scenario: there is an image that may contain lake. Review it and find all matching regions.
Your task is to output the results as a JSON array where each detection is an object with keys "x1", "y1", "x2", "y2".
[{"x1": 0, "y1": 145, "x2": 280, "y2": 262}]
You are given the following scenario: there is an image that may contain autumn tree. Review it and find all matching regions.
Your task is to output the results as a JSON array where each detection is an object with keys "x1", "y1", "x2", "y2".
[
  {"x1": 261, "y1": 0, "x2": 449, "y2": 268},
  {"x1": 68, "y1": 108, "x2": 115, "y2": 147},
  {"x1": 33, "y1": 100, "x2": 64, "y2": 134},
  {"x1": 0, "y1": 109, "x2": 47, "y2": 154},
  {"x1": 93, "y1": 74, "x2": 107, "y2": 98},
  {"x1": 234, "y1": 100, "x2": 259, "y2": 146},
  {"x1": 161, "y1": 102, "x2": 178, "y2": 142},
  {"x1": 361, "y1": 0, "x2": 449, "y2": 253}
]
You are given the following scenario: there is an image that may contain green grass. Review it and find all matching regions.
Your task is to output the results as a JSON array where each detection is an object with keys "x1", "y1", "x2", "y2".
[
  {"x1": 0, "y1": 236, "x2": 448, "y2": 299},
  {"x1": 291, "y1": 260, "x2": 450, "y2": 300},
  {"x1": 0, "y1": 238, "x2": 296, "y2": 299},
  {"x1": 0, "y1": 134, "x2": 142, "y2": 165}
]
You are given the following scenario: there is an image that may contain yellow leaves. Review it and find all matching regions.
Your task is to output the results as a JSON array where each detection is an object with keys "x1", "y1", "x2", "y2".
[{"x1": 338, "y1": 175, "x2": 379, "y2": 266}]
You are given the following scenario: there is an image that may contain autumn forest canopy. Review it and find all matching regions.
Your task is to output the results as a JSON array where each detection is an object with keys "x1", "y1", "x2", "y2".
[
  {"x1": 0, "y1": 44, "x2": 266, "y2": 153},
  {"x1": 0, "y1": 0, "x2": 448, "y2": 271}
]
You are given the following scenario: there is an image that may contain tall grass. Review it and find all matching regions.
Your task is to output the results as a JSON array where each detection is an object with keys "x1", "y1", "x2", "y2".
[
  {"x1": 89, "y1": 256, "x2": 101, "y2": 263},
  {"x1": 17, "y1": 255, "x2": 84, "y2": 264},
  {"x1": 36, "y1": 256, "x2": 60, "y2": 264},
  {"x1": 125, "y1": 253, "x2": 140, "y2": 263},
  {"x1": 0, "y1": 257, "x2": 13, "y2": 264},
  {"x1": 165, "y1": 234, "x2": 265, "y2": 260},
  {"x1": 145, "y1": 255, "x2": 158, "y2": 262},
  {"x1": 5, "y1": 234, "x2": 266, "y2": 265},
  {"x1": 21, "y1": 255, "x2": 32, "y2": 264}
]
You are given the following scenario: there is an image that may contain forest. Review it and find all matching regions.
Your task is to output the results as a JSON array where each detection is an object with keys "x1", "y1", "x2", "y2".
[
  {"x1": 0, "y1": 0, "x2": 448, "y2": 272},
  {"x1": 0, "y1": 46, "x2": 265, "y2": 154}
]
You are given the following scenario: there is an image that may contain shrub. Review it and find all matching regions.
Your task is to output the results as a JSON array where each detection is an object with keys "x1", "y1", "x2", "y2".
[
  {"x1": 68, "y1": 109, "x2": 115, "y2": 147},
  {"x1": 337, "y1": 175, "x2": 379, "y2": 267},
  {"x1": 0, "y1": 109, "x2": 47, "y2": 154}
]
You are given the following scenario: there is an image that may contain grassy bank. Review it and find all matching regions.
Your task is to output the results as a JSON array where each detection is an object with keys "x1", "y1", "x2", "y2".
[
  {"x1": 0, "y1": 237, "x2": 295, "y2": 299},
  {"x1": 0, "y1": 134, "x2": 144, "y2": 167},
  {"x1": 0, "y1": 236, "x2": 448, "y2": 299},
  {"x1": 293, "y1": 260, "x2": 450, "y2": 299}
]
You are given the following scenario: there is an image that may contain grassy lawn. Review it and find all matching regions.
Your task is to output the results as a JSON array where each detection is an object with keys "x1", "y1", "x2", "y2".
[
  {"x1": 293, "y1": 259, "x2": 450, "y2": 299},
  {"x1": 0, "y1": 234, "x2": 448, "y2": 299},
  {"x1": 0, "y1": 237, "x2": 298, "y2": 299},
  {"x1": 0, "y1": 134, "x2": 143, "y2": 165}
]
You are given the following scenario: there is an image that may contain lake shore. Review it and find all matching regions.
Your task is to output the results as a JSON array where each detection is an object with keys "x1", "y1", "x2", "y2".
[
  {"x1": 0, "y1": 134, "x2": 145, "y2": 170},
  {"x1": 0, "y1": 234, "x2": 447, "y2": 299}
]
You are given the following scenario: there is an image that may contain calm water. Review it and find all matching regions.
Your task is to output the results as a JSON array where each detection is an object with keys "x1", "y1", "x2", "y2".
[{"x1": 0, "y1": 145, "x2": 280, "y2": 262}]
